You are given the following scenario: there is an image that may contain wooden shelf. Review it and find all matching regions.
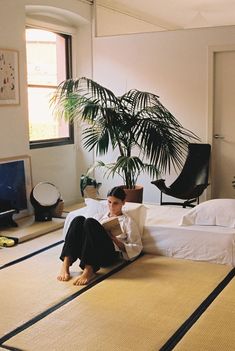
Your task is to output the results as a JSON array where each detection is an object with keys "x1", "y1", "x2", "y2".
[
  {"x1": 64, "y1": 202, "x2": 85, "y2": 212},
  {"x1": 0, "y1": 216, "x2": 65, "y2": 243},
  {"x1": 0, "y1": 202, "x2": 85, "y2": 243}
]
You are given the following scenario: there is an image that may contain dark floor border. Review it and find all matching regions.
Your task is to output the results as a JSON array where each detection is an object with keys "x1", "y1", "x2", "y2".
[
  {"x1": 0, "y1": 240, "x2": 64, "y2": 270},
  {"x1": 0, "y1": 345, "x2": 23, "y2": 351},
  {"x1": 160, "y1": 267, "x2": 235, "y2": 351},
  {"x1": 0, "y1": 255, "x2": 140, "y2": 345}
]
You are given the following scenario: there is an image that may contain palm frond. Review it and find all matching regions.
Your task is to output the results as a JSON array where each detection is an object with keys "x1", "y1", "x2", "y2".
[
  {"x1": 52, "y1": 77, "x2": 200, "y2": 189},
  {"x1": 120, "y1": 89, "x2": 160, "y2": 115},
  {"x1": 51, "y1": 77, "x2": 119, "y2": 122},
  {"x1": 82, "y1": 127, "x2": 111, "y2": 155},
  {"x1": 131, "y1": 104, "x2": 198, "y2": 173}
]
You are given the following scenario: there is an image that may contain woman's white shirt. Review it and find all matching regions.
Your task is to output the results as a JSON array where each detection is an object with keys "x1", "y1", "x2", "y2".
[{"x1": 100, "y1": 213, "x2": 143, "y2": 260}]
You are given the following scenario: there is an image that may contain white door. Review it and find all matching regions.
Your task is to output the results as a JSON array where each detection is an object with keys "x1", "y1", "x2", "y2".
[{"x1": 212, "y1": 50, "x2": 235, "y2": 198}]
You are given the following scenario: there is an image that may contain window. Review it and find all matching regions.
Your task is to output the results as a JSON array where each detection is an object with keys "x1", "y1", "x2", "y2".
[{"x1": 26, "y1": 28, "x2": 74, "y2": 148}]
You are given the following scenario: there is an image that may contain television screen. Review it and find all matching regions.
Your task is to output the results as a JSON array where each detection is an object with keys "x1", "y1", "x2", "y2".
[{"x1": 0, "y1": 160, "x2": 28, "y2": 211}]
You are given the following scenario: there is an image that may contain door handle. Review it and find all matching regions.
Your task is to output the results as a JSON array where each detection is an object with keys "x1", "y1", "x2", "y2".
[{"x1": 213, "y1": 134, "x2": 224, "y2": 139}]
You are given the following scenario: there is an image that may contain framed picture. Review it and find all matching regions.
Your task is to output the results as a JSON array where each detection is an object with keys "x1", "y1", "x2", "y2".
[{"x1": 0, "y1": 49, "x2": 20, "y2": 105}]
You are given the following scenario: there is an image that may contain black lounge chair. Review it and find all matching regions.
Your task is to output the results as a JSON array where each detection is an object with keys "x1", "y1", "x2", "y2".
[{"x1": 151, "y1": 143, "x2": 211, "y2": 208}]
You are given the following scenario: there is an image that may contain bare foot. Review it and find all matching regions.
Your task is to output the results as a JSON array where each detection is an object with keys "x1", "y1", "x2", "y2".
[
  {"x1": 73, "y1": 265, "x2": 96, "y2": 286},
  {"x1": 57, "y1": 256, "x2": 71, "y2": 281}
]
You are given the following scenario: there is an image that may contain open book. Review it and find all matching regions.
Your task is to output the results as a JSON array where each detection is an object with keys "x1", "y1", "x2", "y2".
[{"x1": 101, "y1": 217, "x2": 122, "y2": 237}]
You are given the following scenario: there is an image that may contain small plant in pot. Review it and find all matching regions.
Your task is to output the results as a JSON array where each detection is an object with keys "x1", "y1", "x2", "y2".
[
  {"x1": 80, "y1": 173, "x2": 101, "y2": 199},
  {"x1": 52, "y1": 77, "x2": 198, "y2": 202}
]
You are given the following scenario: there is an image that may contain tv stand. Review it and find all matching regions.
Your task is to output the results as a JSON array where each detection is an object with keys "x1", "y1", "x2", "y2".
[{"x1": 0, "y1": 209, "x2": 18, "y2": 228}]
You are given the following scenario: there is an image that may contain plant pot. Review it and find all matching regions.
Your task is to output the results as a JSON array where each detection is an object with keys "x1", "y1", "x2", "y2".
[
  {"x1": 120, "y1": 185, "x2": 143, "y2": 203},
  {"x1": 83, "y1": 185, "x2": 99, "y2": 199}
]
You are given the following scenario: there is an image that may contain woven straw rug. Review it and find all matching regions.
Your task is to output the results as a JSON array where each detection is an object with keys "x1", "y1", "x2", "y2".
[
  {"x1": 174, "y1": 275, "x2": 235, "y2": 350},
  {"x1": 1, "y1": 254, "x2": 232, "y2": 351},
  {"x1": 0, "y1": 237, "x2": 126, "y2": 342}
]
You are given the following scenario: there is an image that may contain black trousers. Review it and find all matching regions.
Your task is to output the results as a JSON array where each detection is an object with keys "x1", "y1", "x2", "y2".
[{"x1": 60, "y1": 216, "x2": 119, "y2": 272}]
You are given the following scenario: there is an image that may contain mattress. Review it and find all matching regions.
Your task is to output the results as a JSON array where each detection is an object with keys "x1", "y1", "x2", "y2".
[
  {"x1": 142, "y1": 204, "x2": 235, "y2": 266},
  {"x1": 63, "y1": 203, "x2": 235, "y2": 266}
]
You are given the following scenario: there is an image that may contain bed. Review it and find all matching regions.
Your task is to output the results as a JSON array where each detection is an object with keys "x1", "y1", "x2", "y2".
[
  {"x1": 142, "y1": 204, "x2": 235, "y2": 266},
  {"x1": 63, "y1": 198, "x2": 235, "y2": 267}
]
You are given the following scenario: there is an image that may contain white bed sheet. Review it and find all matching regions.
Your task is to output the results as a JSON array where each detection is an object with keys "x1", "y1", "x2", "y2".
[
  {"x1": 142, "y1": 204, "x2": 235, "y2": 266},
  {"x1": 63, "y1": 207, "x2": 87, "y2": 239},
  {"x1": 62, "y1": 203, "x2": 235, "y2": 266}
]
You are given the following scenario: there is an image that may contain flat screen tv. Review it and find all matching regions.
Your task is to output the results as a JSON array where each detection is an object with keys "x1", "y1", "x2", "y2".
[{"x1": 0, "y1": 156, "x2": 32, "y2": 219}]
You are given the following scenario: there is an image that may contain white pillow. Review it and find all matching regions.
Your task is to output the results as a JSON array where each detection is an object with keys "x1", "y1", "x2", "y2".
[
  {"x1": 63, "y1": 199, "x2": 145, "y2": 237},
  {"x1": 85, "y1": 198, "x2": 108, "y2": 220},
  {"x1": 123, "y1": 203, "x2": 146, "y2": 236},
  {"x1": 85, "y1": 199, "x2": 145, "y2": 234},
  {"x1": 180, "y1": 199, "x2": 235, "y2": 228},
  {"x1": 62, "y1": 199, "x2": 107, "y2": 238}
]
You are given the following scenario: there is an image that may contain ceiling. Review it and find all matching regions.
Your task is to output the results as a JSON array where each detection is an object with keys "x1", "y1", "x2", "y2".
[{"x1": 96, "y1": 0, "x2": 235, "y2": 31}]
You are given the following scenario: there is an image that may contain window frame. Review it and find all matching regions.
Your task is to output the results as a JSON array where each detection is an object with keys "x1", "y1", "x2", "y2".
[{"x1": 27, "y1": 29, "x2": 74, "y2": 149}]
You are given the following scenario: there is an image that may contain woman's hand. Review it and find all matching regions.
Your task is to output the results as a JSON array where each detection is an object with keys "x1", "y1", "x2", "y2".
[{"x1": 109, "y1": 234, "x2": 126, "y2": 252}]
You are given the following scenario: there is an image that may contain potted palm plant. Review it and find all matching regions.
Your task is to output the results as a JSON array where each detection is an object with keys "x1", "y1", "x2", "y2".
[{"x1": 52, "y1": 77, "x2": 198, "y2": 202}]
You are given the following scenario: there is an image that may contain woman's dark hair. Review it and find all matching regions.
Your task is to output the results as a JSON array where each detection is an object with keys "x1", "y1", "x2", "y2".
[{"x1": 107, "y1": 186, "x2": 126, "y2": 201}]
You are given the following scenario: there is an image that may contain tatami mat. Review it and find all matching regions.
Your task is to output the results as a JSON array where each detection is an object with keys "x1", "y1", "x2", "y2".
[
  {"x1": 0, "y1": 229, "x2": 63, "y2": 267},
  {"x1": 0, "y1": 244, "x2": 124, "y2": 341},
  {"x1": 2, "y1": 255, "x2": 231, "y2": 351},
  {"x1": 174, "y1": 274, "x2": 235, "y2": 350}
]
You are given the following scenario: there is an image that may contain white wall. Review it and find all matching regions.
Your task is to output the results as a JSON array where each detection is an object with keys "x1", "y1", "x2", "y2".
[
  {"x1": 0, "y1": 0, "x2": 93, "y2": 205},
  {"x1": 93, "y1": 25, "x2": 235, "y2": 203},
  {"x1": 2, "y1": 1, "x2": 235, "y2": 205}
]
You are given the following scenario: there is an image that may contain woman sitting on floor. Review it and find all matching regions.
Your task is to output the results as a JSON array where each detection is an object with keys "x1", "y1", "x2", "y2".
[{"x1": 57, "y1": 186, "x2": 143, "y2": 285}]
